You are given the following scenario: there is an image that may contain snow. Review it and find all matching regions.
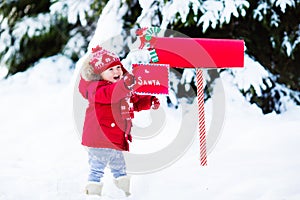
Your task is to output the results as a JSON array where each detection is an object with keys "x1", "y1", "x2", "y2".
[
  {"x1": 1, "y1": 0, "x2": 300, "y2": 199},
  {"x1": 282, "y1": 33, "x2": 293, "y2": 57},
  {"x1": 0, "y1": 12, "x2": 52, "y2": 67},
  {"x1": 14, "y1": 14, "x2": 51, "y2": 38},
  {"x1": 161, "y1": 0, "x2": 199, "y2": 26},
  {"x1": 230, "y1": 54, "x2": 270, "y2": 96},
  {"x1": 282, "y1": 31, "x2": 300, "y2": 57},
  {"x1": 63, "y1": 32, "x2": 87, "y2": 59},
  {"x1": 275, "y1": 0, "x2": 296, "y2": 13},
  {"x1": 197, "y1": 0, "x2": 249, "y2": 32},
  {"x1": 136, "y1": 0, "x2": 158, "y2": 27},
  {"x1": 88, "y1": 0, "x2": 128, "y2": 50},
  {"x1": 50, "y1": 0, "x2": 94, "y2": 26},
  {"x1": 0, "y1": 67, "x2": 8, "y2": 80},
  {"x1": 0, "y1": 46, "x2": 300, "y2": 199},
  {"x1": 253, "y1": 2, "x2": 269, "y2": 21}
]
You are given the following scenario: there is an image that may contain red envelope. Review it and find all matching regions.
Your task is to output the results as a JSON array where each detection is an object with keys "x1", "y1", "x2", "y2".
[{"x1": 132, "y1": 63, "x2": 169, "y2": 95}]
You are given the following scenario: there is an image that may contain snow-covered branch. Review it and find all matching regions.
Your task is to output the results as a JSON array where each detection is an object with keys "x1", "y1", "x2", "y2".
[
  {"x1": 50, "y1": 0, "x2": 94, "y2": 26},
  {"x1": 274, "y1": 0, "x2": 296, "y2": 12},
  {"x1": 198, "y1": 0, "x2": 249, "y2": 32}
]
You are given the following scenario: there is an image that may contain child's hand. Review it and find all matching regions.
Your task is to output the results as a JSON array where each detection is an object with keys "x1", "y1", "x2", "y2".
[
  {"x1": 123, "y1": 73, "x2": 135, "y2": 89},
  {"x1": 151, "y1": 96, "x2": 160, "y2": 110}
]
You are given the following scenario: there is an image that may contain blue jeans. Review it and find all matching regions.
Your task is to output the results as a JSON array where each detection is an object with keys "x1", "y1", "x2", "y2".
[{"x1": 87, "y1": 148, "x2": 127, "y2": 182}]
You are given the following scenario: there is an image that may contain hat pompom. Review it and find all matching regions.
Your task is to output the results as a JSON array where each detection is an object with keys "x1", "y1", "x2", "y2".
[{"x1": 91, "y1": 45, "x2": 103, "y2": 53}]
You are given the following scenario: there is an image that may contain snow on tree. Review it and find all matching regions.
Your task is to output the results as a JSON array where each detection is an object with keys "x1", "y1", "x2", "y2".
[
  {"x1": 132, "y1": 0, "x2": 300, "y2": 113},
  {"x1": 0, "y1": 1, "x2": 71, "y2": 75},
  {"x1": 1, "y1": 0, "x2": 299, "y2": 113},
  {"x1": 0, "y1": 0, "x2": 103, "y2": 76},
  {"x1": 50, "y1": 0, "x2": 94, "y2": 26}
]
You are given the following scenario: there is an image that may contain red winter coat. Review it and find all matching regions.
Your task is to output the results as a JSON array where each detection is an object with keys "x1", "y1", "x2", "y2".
[{"x1": 78, "y1": 77, "x2": 153, "y2": 151}]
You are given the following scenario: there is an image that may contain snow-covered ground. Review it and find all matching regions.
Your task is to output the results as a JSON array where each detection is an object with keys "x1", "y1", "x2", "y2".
[{"x1": 0, "y1": 52, "x2": 299, "y2": 200}]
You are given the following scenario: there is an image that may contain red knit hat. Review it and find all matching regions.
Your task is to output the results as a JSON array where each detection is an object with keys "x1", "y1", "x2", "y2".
[{"x1": 89, "y1": 45, "x2": 122, "y2": 74}]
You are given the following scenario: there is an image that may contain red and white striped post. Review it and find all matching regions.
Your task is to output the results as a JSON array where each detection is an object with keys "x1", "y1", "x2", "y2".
[{"x1": 196, "y1": 69, "x2": 207, "y2": 166}]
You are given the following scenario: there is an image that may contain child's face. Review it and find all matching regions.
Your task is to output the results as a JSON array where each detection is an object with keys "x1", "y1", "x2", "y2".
[{"x1": 100, "y1": 65, "x2": 124, "y2": 83}]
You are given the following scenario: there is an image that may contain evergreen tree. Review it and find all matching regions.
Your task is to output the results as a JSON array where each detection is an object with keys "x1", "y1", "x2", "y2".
[
  {"x1": 1, "y1": 0, "x2": 299, "y2": 114},
  {"x1": 0, "y1": 0, "x2": 108, "y2": 76},
  {"x1": 0, "y1": 0, "x2": 69, "y2": 75},
  {"x1": 124, "y1": 0, "x2": 300, "y2": 113}
]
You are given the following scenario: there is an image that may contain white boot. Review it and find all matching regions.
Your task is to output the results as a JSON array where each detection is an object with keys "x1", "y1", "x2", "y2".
[
  {"x1": 85, "y1": 181, "x2": 103, "y2": 196},
  {"x1": 114, "y1": 176, "x2": 131, "y2": 197}
]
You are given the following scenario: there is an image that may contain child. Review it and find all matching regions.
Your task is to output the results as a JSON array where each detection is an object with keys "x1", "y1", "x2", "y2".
[{"x1": 78, "y1": 46, "x2": 160, "y2": 197}]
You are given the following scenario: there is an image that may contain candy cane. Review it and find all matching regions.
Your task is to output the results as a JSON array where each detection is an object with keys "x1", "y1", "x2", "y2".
[
  {"x1": 149, "y1": 49, "x2": 159, "y2": 63},
  {"x1": 145, "y1": 27, "x2": 161, "y2": 41}
]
